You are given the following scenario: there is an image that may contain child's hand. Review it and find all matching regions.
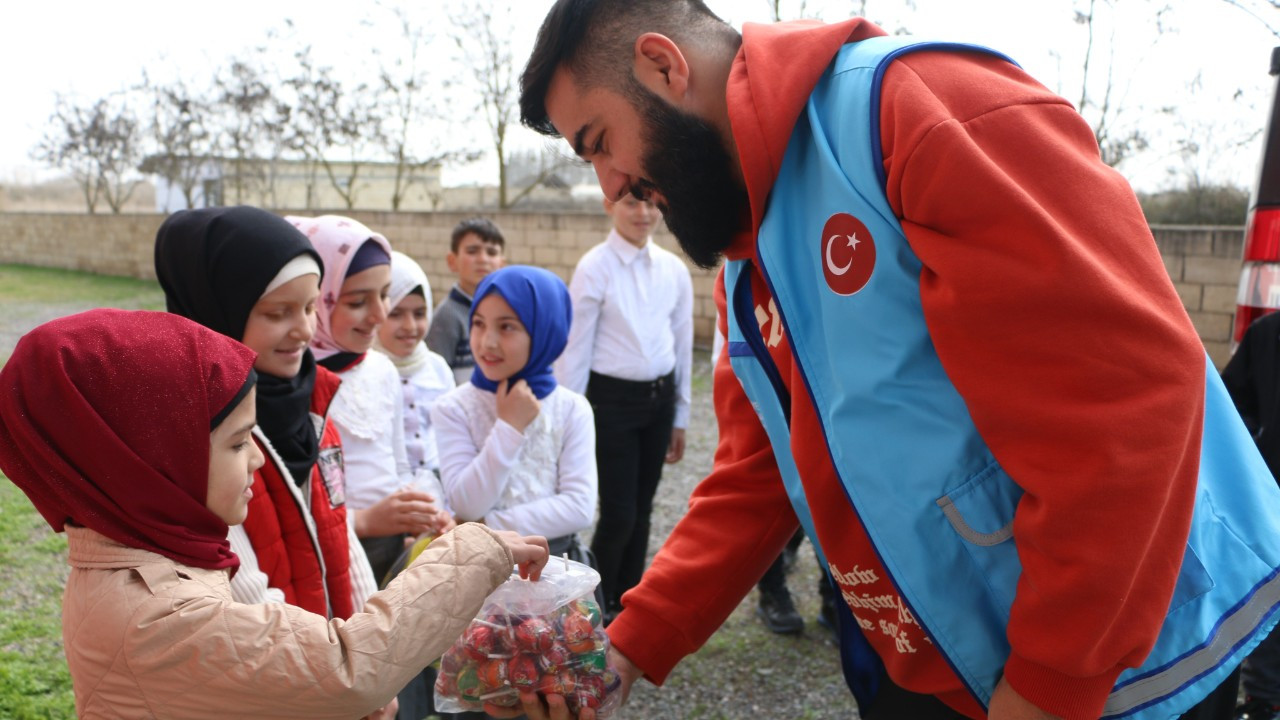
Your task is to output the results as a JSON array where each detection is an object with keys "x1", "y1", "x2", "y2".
[
  {"x1": 352, "y1": 490, "x2": 440, "y2": 538},
  {"x1": 496, "y1": 378, "x2": 540, "y2": 432},
  {"x1": 423, "y1": 507, "x2": 456, "y2": 536},
  {"x1": 361, "y1": 696, "x2": 398, "y2": 720},
  {"x1": 491, "y1": 530, "x2": 549, "y2": 581}
]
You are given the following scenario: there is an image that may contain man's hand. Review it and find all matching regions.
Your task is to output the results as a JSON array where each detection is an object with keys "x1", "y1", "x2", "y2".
[
  {"x1": 484, "y1": 690, "x2": 596, "y2": 720},
  {"x1": 988, "y1": 677, "x2": 1062, "y2": 720},
  {"x1": 665, "y1": 428, "x2": 686, "y2": 464},
  {"x1": 483, "y1": 641, "x2": 639, "y2": 718},
  {"x1": 605, "y1": 646, "x2": 644, "y2": 706},
  {"x1": 497, "y1": 379, "x2": 541, "y2": 432}
]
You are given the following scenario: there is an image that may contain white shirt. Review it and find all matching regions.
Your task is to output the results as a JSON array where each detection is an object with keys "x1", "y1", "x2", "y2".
[
  {"x1": 555, "y1": 230, "x2": 694, "y2": 428},
  {"x1": 431, "y1": 383, "x2": 596, "y2": 539},
  {"x1": 397, "y1": 351, "x2": 456, "y2": 474},
  {"x1": 329, "y1": 352, "x2": 415, "y2": 510}
]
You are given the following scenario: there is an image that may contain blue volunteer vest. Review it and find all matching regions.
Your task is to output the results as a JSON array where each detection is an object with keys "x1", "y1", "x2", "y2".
[{"x1": 726, "y1": 36, "x2": 1280, "y2": 718}]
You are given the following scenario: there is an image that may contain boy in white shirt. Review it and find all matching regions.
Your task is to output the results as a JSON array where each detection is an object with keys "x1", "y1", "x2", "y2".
[{"x1": 555, "y1": 195, "x2": 693, "y2": 622}]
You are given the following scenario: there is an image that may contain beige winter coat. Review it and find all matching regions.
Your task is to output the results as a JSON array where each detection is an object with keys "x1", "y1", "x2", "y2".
[{"x1": 61, "y1": 522, "x2": 514, "y2": 719}]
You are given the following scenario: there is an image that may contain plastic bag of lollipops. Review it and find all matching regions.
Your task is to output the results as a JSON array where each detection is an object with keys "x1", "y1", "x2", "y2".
[{"x1": 433, "y1": 555, "x2": 622, "y2": 716}]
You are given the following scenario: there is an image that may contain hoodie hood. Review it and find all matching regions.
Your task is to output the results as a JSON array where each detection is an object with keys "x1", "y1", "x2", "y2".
[{"x1": 724, "y1": 18, "x2": 887, "y2": 261}]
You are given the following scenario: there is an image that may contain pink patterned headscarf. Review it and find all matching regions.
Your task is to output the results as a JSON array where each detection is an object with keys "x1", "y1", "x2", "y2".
[{"x1": 286, "y1": 215, "x2": 394, "y2": 361}]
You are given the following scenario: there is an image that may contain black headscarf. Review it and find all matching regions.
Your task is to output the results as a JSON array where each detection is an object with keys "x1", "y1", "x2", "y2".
[{"x1": 155, "y1": 206, "x2": 324, "y2": 485}]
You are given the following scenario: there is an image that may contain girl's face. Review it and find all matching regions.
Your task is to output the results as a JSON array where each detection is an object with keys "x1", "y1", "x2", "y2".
[
  {"x1": 470, "y1": 293, "x2": 531, "y2": 383},
  {"x1": 330, "y1": 264, "x2": 391, "y2": 353},
  {"x1": 207, "y1": 389, "x2": 265, "y2": 526},
  {"x1": 241, "y1": 274, "x2": 320, "y2": 378},
  {"x1": 378, "y1": 291, "x2": 429, "y2": 359}
]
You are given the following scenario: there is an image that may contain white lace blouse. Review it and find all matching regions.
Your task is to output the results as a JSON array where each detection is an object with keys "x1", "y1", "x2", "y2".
[
  {"x1": 329, "y1": 352, "x2": 414, "y2": 511},
  {"x1": 431, "y1": 383, "x2": 597, "y2": 539},
  {"x1": 398, "y1": 352, "x2": 456, "y2": 474}
]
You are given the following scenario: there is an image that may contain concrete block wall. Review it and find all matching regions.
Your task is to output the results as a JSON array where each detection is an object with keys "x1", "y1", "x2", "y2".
[
  {"x1": 1155, "y1": 225, "x2": 1245, "y2": 369},
  {"x1": 0, "y1": 212, "x2": 1246, "y2": 365},
  {"x1": 0, "y1": 209, "x2": 721, "y2": 347}
]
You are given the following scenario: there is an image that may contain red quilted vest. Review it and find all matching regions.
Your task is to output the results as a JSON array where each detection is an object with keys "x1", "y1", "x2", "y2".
[{"x1": 241, "y1": 367, "x2": 355, "y2": 619}]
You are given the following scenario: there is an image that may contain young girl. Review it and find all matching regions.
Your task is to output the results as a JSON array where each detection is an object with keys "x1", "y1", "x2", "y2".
[
  {"x1": 288, "y1": 215, "x2": 451, "y2": 582},
  {"x1": 154, "y1": 205, "x2": 383, "y2": 621},
  {"x1": 432, "y1": 265, "x2": 597, "y2": 558},
  {"x1": 0, "y1": 308, "x2": 548, "y2": 719},
  {"x1": 374, "y1": 250, "x2": 456, "y2": 488},
  {"x1": 371, "y1": 250, "x2": 460, "y2": 720}
]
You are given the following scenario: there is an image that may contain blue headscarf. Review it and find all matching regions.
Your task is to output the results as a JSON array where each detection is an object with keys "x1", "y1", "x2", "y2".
[{"x1": 468, "y1": 265, "x2": 571, "y2": 400}]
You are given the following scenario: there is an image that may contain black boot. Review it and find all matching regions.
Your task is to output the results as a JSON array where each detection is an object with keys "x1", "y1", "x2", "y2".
[{"x1": 757, "y1": 586, "x2": 804, "y2": 635}]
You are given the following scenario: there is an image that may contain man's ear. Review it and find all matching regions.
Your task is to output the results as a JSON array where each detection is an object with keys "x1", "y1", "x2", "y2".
[{"x1": 633, "y1": 32, "x2": 690, "y2": 102}]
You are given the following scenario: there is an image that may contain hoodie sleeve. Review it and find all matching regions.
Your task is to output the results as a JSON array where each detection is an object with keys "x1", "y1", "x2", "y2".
[
  {"x1": 605, "y1": 270, "x2": 800, "y2": 683},
  {"x1": 879, "y1": 51, "x2": 1204, "y2": 719}
]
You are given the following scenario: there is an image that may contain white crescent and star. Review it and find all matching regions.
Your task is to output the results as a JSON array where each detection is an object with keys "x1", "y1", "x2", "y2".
[{"x1": 824, "y1": 232, "x2": 860, "y2": 276}]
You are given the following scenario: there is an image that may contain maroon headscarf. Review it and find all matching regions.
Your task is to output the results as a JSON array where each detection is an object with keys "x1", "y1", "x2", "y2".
[{"x1": 0, "y1": 309, "x2": 257, "y2": 572}]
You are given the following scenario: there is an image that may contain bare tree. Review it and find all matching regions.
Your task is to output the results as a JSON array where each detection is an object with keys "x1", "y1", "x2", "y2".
[
  {"x1": 33, "y1": 92, "x2": 143, "y2": 214},
  {"x1": 374, "y1": 3, "x2": 479, "y2": 211},
  {"x1": 1070, "y1": 0, "x2": 1170, "y2": 168},
  {"x1": 213, "y1": 60, "x2": 274, "y2": 205},
  {"x1": 1220, "y1": 0, "x2": 1280, "y2": 38},
  {"x1": 764, "y1": 1, "x2": 916, "y2": 32},
  {"x1": 288, "y1": 47, "x2": 383, "y2": 210},
  {"x1": 765, "y1": 0, "x2": 812, "y2": 20},
  {"x1": 450, "y1": 1, "x2": 566, "y2": 209},
  {"x1": 139, "y1": 74, "x2": 215, "y2": 211}
]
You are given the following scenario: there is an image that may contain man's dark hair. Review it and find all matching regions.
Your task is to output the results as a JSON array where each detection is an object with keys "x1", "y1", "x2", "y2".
[
  {"x1": 519, "y1": 0, "x2": 739, "y2": 137},
  {"x1": 450, "y1": 217, "x2": 506, "y2": 254}
]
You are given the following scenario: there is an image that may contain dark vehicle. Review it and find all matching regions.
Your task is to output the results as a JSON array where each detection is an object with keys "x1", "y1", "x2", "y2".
[{"x1": 1235, "y1": 47, "x2": 1280, "y2": 345}]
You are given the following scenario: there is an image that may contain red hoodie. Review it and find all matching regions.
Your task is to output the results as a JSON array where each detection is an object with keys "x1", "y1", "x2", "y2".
[{"x1": 607, "y1": 19, "x2": 1204, "y2": 720}]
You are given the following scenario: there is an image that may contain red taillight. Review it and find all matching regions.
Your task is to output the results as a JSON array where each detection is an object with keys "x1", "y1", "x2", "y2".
[
  {"x1": 1233, "y1": 208, "x2": 1280, "y2": 345},
  {"x1": 1235, "y1": 304, "x2": 1276, "y2": 345},
  {"x1": 1234, "y1": 261, "x2": 1280, "y2": 343},
  {"x1": 1244, "y1": 208, "x2": 1280, "y2": 261}
]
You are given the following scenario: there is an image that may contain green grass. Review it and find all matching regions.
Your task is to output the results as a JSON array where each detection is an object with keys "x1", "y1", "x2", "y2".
[
  {"x1": 0, "y1": 264, "x2": 163, "y2": 717},
  {"x1": 0, "y1": 477, "x2": 74, "y2": 719},
  {"x1": 0, "y1": 264, "x2": 165, "y2": 367},
  {"x1": 0, "y1": 264, "x2": 164, "y2": 307}
]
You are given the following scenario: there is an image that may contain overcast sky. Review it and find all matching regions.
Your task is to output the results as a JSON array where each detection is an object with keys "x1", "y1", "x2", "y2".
[{"x1": 4, "y1": 0, "x2": 1277, "y2": 194}]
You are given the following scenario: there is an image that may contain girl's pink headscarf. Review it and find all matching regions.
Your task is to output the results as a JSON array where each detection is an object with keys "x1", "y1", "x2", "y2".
[
  {"x1": 0, "y1": 309, "x2": 257, "y2": 572},
  {"x1": 286, "y1": 215, "x2": 394, "y2": 361}
]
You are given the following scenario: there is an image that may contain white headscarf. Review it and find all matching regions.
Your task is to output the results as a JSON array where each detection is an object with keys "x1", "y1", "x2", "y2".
[{"x1": 375, "y1": 250, "x2": 434, "y2": 377}]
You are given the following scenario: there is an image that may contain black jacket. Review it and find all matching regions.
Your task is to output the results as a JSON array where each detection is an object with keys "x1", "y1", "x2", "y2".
[{"x1": 1222, "y1": 310, "x2": 1280, "y2": 479}]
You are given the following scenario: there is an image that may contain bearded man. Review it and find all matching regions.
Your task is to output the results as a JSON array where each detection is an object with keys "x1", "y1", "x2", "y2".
[{"x1": 514, "y1": 2, "x2": 1280, "y2": 719}]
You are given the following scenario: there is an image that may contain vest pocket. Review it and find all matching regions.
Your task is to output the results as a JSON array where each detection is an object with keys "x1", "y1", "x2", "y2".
[
  {"x1": 936, "y1": 461, "x2": 1023, "y2": 615},
  {"x1": 937, "y1": 463, "x2": 1216, "y2": 621},
  {"x1": 1167, "y1": 543, "x2": 1212, "y2": 613}
]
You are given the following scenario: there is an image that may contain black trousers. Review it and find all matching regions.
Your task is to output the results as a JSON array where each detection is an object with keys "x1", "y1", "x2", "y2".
[
  {"x1": 360, "y1": 533, "x2": 409, "y2": 588},
  {"x1": 586, "y1": 370, "x2": 677, "y2": 611},
  {"x1": 757, "y1": 528, "x2": 806, "y2": 594},
  {"x1": 860, "y1": 664, "x2": 1241, "y2": 720}
]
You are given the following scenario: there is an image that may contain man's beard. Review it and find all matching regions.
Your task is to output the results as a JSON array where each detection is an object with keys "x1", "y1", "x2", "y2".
[{"x1": 627, "y1": 79, "x2": 749, "y2": 270}]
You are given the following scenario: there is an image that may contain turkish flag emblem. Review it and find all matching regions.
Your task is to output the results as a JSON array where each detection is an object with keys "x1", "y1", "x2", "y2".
[{"x1": 820, "y1": 213, "x2": 876, "y2": 296}]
